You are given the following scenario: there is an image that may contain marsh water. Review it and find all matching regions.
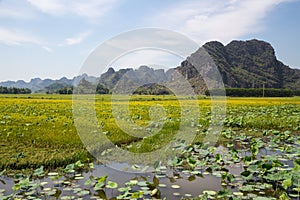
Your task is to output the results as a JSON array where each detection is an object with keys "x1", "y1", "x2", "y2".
[
  {"x1": 1, "y1": 144, "x2": 298, "y2": 199},
  {"x1": 0, "y1": 163, "x2": 235, "y2": 199}
]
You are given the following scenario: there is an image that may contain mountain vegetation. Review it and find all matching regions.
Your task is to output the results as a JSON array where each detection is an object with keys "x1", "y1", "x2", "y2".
[{"x1": 132, "y1": 83, "x2": 173, "y2": 95}]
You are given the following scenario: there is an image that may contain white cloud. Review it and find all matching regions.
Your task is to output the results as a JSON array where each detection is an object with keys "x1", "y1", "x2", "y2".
[
  {"x1": 81, "y1": 28, "x2": 200, "y2": 76},
  {"x1": 104, "y1": 29, "x2": 199, "y2": 58},
  {"x1": 0, "y1": 27, "x2": 53, "y2": 52},
  {"x1": 72, "y1": 0, "x2": 120, "y2": 19},
  {"x1": 110, "y1": 49, "x2": 182, "y2": 70},
  {"x1": 42, "y1": 46, "x2": 53, "y2": 53},
  {"x1": 26, "y1": 0, "x2": 120, "y2": 19},
  {"x1": 0, "y1": 27, "x2": 41, "y2": 45},
  {"x1": 151, "y1": 0, "x2": 295, "y2": 44},
  {"x1": 26, "y1": 0, "x2": 65, "y2": 15},
  {"x1": 0, "y1": 7, "x2": 34, "y2": 19},
  {"x1": 60, "y1": 31, "x2": 92, "y2": 46}
]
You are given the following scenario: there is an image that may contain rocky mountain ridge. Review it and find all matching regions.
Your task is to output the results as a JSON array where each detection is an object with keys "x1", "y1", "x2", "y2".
[{"x1": 1, "y1": 39, "x2": 299, "y2": 94}]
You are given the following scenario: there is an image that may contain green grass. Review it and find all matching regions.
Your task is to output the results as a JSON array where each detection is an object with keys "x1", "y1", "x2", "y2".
[
  {"x1": 0, "y1": 95, "x2": 91, "y2": 172},
  {"x1": 0, "y1": 94, "x2": 299, "y2": 172}
]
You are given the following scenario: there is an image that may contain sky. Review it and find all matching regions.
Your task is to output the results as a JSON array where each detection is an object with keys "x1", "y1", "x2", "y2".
[{"x1": 0, "y1": 0, "x2": 299, "y2": 82}]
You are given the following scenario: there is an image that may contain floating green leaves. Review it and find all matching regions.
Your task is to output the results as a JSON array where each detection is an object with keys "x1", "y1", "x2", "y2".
[
  {"x1": 94, "y1": 175, "x2": 107, "y2": 191},
  {"x1": 106, "y1": 181, "x2": 118, "y2": 189},
  {"x1": 282, "y1": 178, "x2": 292, "y2": 190}
]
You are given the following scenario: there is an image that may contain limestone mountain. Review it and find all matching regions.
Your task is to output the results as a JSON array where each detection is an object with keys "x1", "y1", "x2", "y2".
[
  {"x1": 98, "y1": 66, "x2": 172, "y2": 94},
  {"x1": 176, "y1": 39, "x2": 300, "y2": 93}
]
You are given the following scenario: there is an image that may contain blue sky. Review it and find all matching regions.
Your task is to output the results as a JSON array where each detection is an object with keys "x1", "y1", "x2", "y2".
[{"x1": 0, "y1": 0, "x2": 299, "y2": 81}]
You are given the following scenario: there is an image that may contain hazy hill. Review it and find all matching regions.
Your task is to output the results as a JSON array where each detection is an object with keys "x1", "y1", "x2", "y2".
[{"x1": 0, "y1": 74, "x2": 97, "y2": 93}]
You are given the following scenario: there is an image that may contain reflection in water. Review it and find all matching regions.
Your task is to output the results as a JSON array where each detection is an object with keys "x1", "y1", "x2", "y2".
[
  {"x1": 0, "y1": 145, "x2": 297, "y2": 199},
  {"x1": 0, "y1": 163, "x2": 232, "y2": 199}
]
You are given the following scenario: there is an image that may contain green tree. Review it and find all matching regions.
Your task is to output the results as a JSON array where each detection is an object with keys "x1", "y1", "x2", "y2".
[{"x1": 96, "y1": 83, "x2": 110, "y2": 94}]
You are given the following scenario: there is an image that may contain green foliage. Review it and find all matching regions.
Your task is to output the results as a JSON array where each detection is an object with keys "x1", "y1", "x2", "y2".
[
  {"x1": 206, "y1": 88, "x2": 294, "y2": 97},
  {"x1": 45, "y1": 82, "x2": 110, "y2": 95},
  {"x1": 56, "y1": 86, "x2": 73, "y2": 94},
  {"x1": 293, "y1": 90, "x2": 300, "y2": 96},
  {"x1": 44, "y1": 83, "x2": 72, "y2": 94},
  {"x1": 106, "y1": 181, "x2": 118, "y2": 189},
  {"x1": 0, "y1": 86, "x2": 31, "y2": 94},
  {"x1": 96, "y1": 83, "x2": 110, "y2": 94},
  {"x1": 133, "y1": 83, "x2": 173, "y2": 95}
]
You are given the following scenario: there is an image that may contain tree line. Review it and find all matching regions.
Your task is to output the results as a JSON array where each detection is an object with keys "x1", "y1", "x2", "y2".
[
  {"x1": 205, "y1": 88, "x2": 300, "y2": 97},
  {"x1": 0, "y1": 86, "x2": 31, "y2": 94}
]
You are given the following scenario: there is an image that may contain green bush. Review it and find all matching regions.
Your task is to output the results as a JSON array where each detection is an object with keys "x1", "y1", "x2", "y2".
[
  {"x1": 0, "y1": 86, "x2": 31, "y2": 94},
  {"x1": 293, "y1": 90, "x2": 300, "y2": 96},
  {"x1": 205, "y1": 88, "x2": 294, "y2": 97}
]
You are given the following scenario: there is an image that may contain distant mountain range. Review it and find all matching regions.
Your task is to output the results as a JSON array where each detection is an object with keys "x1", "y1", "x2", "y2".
[
  {"x1": 0, "y1": 74, "x2": 97, "y2": 93},
  {"x1": 1, "y1": 39, "x2": 299, "y2": 94}
]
